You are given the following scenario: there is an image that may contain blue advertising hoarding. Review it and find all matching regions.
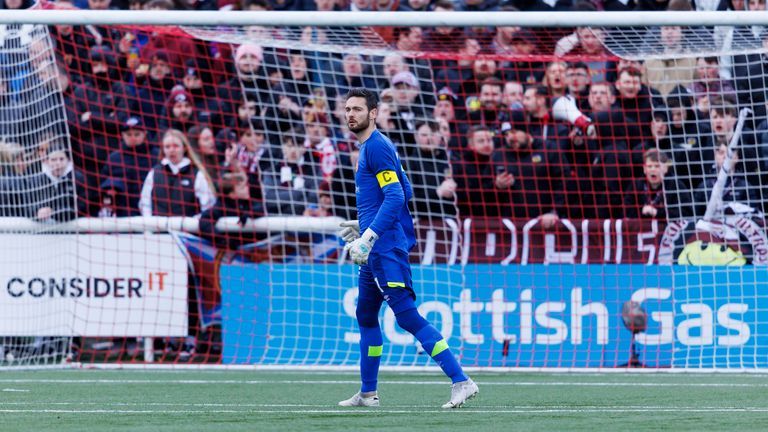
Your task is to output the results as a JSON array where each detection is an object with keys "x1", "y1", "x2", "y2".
[{"x1": 221, "y1": 264, "x2": 768, "y2": 368}]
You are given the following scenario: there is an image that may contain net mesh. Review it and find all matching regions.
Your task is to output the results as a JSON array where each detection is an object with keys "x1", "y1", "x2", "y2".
[{"x1": 0, "y1": 7, "x2": 767, "y2": 368}]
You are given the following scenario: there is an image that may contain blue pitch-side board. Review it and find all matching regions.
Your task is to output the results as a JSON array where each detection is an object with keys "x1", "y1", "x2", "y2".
[{"x1": 220, "y1": 264, "x2": 768, "y2": 368}]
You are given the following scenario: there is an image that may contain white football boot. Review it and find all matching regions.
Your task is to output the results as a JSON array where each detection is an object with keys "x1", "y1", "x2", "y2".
[
  {"x1": 442, "y1": 379, "x2": 479, "y2": 409},
  {"x1": 338, "y1": 392, "x2": 380, "y2": 407}
]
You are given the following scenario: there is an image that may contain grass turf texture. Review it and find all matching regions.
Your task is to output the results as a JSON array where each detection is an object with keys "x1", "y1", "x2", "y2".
[{"x1": 1, "y1": 370, "x2": 768, "y2": 431}]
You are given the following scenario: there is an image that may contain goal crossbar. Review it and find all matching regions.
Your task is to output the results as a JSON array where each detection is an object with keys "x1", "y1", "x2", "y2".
[{"x1": 2, "y1": 10, "x2": 768, "y2": 27}]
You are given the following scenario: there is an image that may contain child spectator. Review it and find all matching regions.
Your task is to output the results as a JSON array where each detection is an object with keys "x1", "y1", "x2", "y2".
[
  {"x1": 26, "y1": 144, "x2": 89, "y2": 222},
  {"x1": 623, "y1": 149, "x2": 692, "y2": 220}
]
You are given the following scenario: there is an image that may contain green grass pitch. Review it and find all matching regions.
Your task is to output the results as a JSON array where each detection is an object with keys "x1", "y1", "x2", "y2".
[{"x1": 2, "y1": 370, "x2": 768, "y2": 431}]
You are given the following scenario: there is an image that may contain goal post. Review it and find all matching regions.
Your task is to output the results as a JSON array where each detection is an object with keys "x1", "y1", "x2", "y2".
[{"x1": 0, "y1": 8, "x2": 767, "y2": 370}]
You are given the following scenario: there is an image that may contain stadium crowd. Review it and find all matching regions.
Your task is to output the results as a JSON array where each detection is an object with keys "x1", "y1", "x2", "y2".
[
  {"x1": 0, "y1": 0, "x2": 766, "y2": 362},
  {"x1": 0, "y1": 0, "x2": 764, "y2": 231}
]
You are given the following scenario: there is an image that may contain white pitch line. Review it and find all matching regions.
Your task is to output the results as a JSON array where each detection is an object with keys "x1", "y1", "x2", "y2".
[
  {"x1": 0, "y1": 378, "x2": 767, "y2": 388},
  {"x1": 1, "y1": 402, "x2": 767, "y2": 411},
  {"x1": 1, "y1": 388, "x2": 29, "y2": 392},
  {"x1": 2, "y1": 408, "x2": 768, "y2": 414}
]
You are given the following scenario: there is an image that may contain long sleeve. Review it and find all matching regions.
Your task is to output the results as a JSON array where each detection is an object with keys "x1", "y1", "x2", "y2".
[{"x1": 139, "y1": 169, "x2": 154, "y2": 217}]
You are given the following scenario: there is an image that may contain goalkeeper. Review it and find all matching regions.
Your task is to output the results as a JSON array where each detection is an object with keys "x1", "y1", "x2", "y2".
[{"x1": 338, "y1": 88, "x2": 478, "y2": 409}]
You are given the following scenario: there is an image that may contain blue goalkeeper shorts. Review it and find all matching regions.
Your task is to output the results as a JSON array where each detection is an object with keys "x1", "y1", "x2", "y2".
[{"x1": 358, "y1": 248, "x2": 415, "y2": 314}]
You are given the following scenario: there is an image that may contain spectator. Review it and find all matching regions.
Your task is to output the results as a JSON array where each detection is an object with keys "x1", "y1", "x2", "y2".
[
  {"x1": 623, "y1": 149, "x2": 692, "y2": 220},
  {"x1": 613, "y1": 68, "x2": 656, "y2": 148},
  {"x1": 217, "y1": 43, "x2": 271, "y2": 120},
  {"x1": 565, "y1": 61, "x2": 592, "y2": 111},
  {"x1": 543, "y1": 61, "x2": 568, "y2": 99},
  {"x1": 160, "y1": 86, "x2": 202, "y2": 134},
  {"x1": 433, "y1": 86, "x2": 464, "y2": 154},
  {"x1": 644, "y1": 26, "x2": 696, "y2": 97},
  {"x1": 134, "y1": 49, "x2": 177, "y2": 131},
  {"x1": 72, "y1": 45, "x2": 131, "y2": 177},
  {"x1": 328, "y1": 53, "x2": 377, "y2": 99},
  {"x1": 499, "y1": 30, "x2": 545, "y2": 85},
  {"x1": 139, "y1": 129, "x2": 216, "y2": 217},
  {"x1": 302, "y1": 110, "x2": 338, "y2": 180},
  {"x1": 692, "y1": 142, "x2": 761, "y2": 218},
  {"x1": 494, "y1": 113, "x2": 567, "y2": 226},
  {"x1": 422, "y1": 0, "x2": 466, "y2": 52},
  {"x1": 329, "y1": 140, "x2": 359, "y2": 220},
  {"x1": 465, "y1": 77, "x2": 509, "y2": 129},
  {"x1": 0, "y1": 140, "x2": 29, "y2": 217},
  {"x1": 26, "y1": 144, "x2": 89, "y2": 222},
  {"x1": 555, "y1": 28, "x2": 611, "y2": 83},
  {"x1": 199, "y1": 172, "x2": 264, "y2": 250},
  {"x1": 453, "y1": 125, "x2": 509, "y2": 218},
  {"x1": 522, "y1": 85, "x2": 570, "y2": 150},
  {"x1": 690, "y1": 56, "x2": 736, "y2": 114},
  {"x1": 187, "y1": 125, "x2": 223, "y2": 183},
  {"x1": 389, "y1": 70, "x2": 427, "y2": 147},
  {"x1": 404, "y1": 120, "x2": 457, "y2": 220},
  {"x1": 502, "y1": 81, "x2": 524, "y2": 111},
  {"x1": 393, "y1": 26, "x2": 424, "y2": 52},
  {"x1": 100, "y1": 117, "x2": 159, "y2": 216},
  {"x1": 180, "y1": 58, "x2": 226, "y2": 132},
  {"x1": 262, "y1": 129, "x2": 321, "y2": 215}
]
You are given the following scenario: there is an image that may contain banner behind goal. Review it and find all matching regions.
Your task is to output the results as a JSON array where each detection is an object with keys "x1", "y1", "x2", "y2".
[{"x1": 1, "y1": 8, "x2": 767, "y2": 369}]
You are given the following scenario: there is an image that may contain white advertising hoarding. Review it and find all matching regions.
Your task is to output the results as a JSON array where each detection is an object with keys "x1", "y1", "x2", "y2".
[{"x1": 0, "y1": 234, "x2": 187, "y2": 336}]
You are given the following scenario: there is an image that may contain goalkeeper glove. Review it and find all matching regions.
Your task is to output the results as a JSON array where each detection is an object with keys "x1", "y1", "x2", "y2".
[
  {"x1": 346, "y1": 228, "x2": 379, "y2": 265},
  {"x1": 339, "y1": 220, "x2": 360, "y2": 243}
]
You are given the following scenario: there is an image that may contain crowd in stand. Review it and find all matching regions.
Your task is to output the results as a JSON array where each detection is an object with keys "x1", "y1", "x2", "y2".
[{"x1": 0, "y1": 0, "x2": 764, "y2": 236}]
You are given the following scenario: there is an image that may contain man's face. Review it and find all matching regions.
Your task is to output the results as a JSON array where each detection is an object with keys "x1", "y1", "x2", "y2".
[
  {"x1": 383, "y1": 54, "x2": 406, "y2": 80},
  {"x1": 173, "y1": 100, "x2": 194, "y2": 121},
  {"x1": 616, "y1": 72, "x2": 641, "y2": 99},
  {"x1": 566, "y1": 67, "x2": 590, "y2": 94},
  {"x1": 343, "y1": 55, "x2": 363, "y2": 77},
  {"x1": 473, "y1": 60, "x2": 497, "y2": 80},
  {"x1": 522, "y1": 89, "x2": 545, "y2": 115},
  {"x1": 469, "y1": 130, "x2": 494, "y2": 156},
  {"x1": 588, "y1": 83, "x2": 615, "y2": 112},
  {"x1": 505, "y1": 130, "x2": 530, "y2": 151},
  {"x1": 479, "y1": 84, "x2": 502, "y2": 109},
  {"x1": 546, "y1": 62, "x2": 566, "y2": 90},
  {"x1": 393, "y1": 83, "x2": 417, "y2": 106},
  {"x1": 660, "y1": 26, "x2": 682, "y2": 48},
  {"x1": 345, "y1": 96, "x2": 375, "y2": 134},
  {"x1": 503, "y1": 82, "x2": 523, "y2": 108},
  {"x1": 47, "y1": 151, "x2": 69, "y2": 177},
  {"x1": 643, "y1": 159, "x2": 668, "y2": 186},
  {"x1": 122, "y1": 129, "x2": 146, "y2": 147},
  {"x1": 415, "y1": 124, "x2": 435, "y2": 150},
  {"x1": 710, "y1": 110, "x2": 737, "y2": 138}
]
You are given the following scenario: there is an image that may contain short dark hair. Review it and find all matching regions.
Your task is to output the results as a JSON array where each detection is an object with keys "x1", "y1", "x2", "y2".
[
  {"x1": 345, "y1": 88, "x2": 379, "y2": 111},
  {"x1": 644, "y1": 148, "x2": 670, "y2": 164}
]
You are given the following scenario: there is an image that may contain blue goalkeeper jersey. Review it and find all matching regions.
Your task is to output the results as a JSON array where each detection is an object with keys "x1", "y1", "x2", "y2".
[{"x1": 356, "y1": 129, "x2": 416, "y2": 254}]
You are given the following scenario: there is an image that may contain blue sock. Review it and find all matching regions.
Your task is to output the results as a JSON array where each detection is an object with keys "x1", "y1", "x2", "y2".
[
  {"x1": 396, "y1": 308, "x2": 468, "y2": 384},
  {"x1": 359, "y1": 325, "x2": 383, "y2": 393}
]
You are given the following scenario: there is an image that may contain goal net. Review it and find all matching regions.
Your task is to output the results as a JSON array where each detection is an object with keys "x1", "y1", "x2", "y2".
[{"x1": 1, "y1": 6, "x2": 767, "y2": 369}]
